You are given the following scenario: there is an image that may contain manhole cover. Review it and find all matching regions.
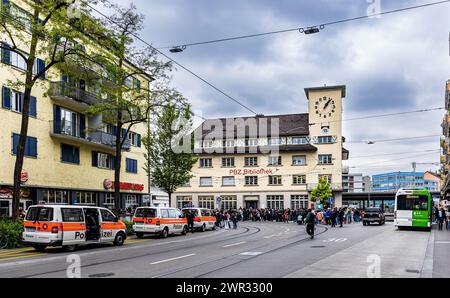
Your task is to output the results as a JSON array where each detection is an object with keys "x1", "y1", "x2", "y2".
[
  {"x1": 405, "y1": 269, "x2": 420, "y2": 274},
  {"x1": 311, "y1": 246, "x2": 326, "y2": 248},
  {"x1": 88, "y1": 273, "x2": 115, "y2": 278}
]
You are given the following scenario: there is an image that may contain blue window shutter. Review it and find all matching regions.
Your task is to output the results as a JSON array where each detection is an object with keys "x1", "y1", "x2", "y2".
[
  {"x1": 37, "y1": 59, "x2": 46, "y2": 79},
  {"x1": 125, "y1": 158, "x2": 130, "y2": 172},
  {"x1": 111, "y1": 155, "x2": 116, "y2": 170},
  {"x1": 27, "y1": 137, "x2": 37, "y2": 158},
  {"x1": 53, "y1": 105, "x2": 61, "y2": 133},
  {"x1": 11, "y1": 133, "x2": 19, "y2": 154},
  {"x1": 79, "y1": 114, "x2": 86, "y2": 138},
  {"x1": 137, "y1": 134, "x2": 141, "y2": 147},
  {"x1": 2, "y1": 86, "x2": 11, "y2": 109},
  {"x1": 121, "y1": 128, "x2": 127, "y2": 142},
  {"x1": 134, "y1": 160, "x2": 138, "y2": 173},
  {"x1": 1, "y1": 42, "x2": 11, "y2": 64},
  {"x1": 92, "y1": 151, "x2": 98, "y2": 167},
  {"x1": 112, "y1": 125, "x2": 117, "y2": 136},
  {"x1": 29, "y1": 96, "x2": 37, "y2": 117},
  {"x1": 74, "y1": 147, "x2": 80, "y2": 164}
]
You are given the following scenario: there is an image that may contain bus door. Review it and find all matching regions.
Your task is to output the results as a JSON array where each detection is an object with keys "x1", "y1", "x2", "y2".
[
  {"x1": 100, "y1": 209, "x2": 119, "y2": 242},
  {"x1": 61, "y1": 208, "x2": 87, "y2": 246}
]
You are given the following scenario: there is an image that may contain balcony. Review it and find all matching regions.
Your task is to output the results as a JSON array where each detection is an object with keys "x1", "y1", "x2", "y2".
[
  {"x1": 49, "y1": 81, "x2": 98, "y2": 112},
  {"x1": 307, "y1": 183, "x2": 343, "y2": 192},
  {"x1": 50, "y1": 121, "x2": 131, "y2": 152}
]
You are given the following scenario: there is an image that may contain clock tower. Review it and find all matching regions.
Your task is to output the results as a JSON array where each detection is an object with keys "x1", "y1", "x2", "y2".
[{"x1": 304, "y1": 85, "x2": 346, "y2": 207}]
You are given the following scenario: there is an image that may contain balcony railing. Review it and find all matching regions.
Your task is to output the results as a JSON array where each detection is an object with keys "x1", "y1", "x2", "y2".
[
  {"x1": 307, "y1": 183, "x2": 343, "y2": 191},
  {"x1": 87, "y1": 131, "x2": 131, "y2": 150},
  {"x1": 49, "y1": 81, "x2": 98, "y2": 105}
]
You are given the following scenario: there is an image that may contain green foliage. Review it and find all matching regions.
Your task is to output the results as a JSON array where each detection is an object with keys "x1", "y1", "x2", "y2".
[
  {"x1": 122, "y1": 220, "x2": 134, "y2": 236},
  {"x1": 0, "y1": 218, "x2": 24, "y2": 249},
  {"x1": 143, "y1": 103, "x2": 198, "y2": 206},
  {"x1": 311, "y1": 177, "x2": 333, "y2": 206}
]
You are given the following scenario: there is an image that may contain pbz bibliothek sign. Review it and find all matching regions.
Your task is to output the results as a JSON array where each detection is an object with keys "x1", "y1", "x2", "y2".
[{"x1": 228, "y1": 169, "x2": 275, "y2": 176}]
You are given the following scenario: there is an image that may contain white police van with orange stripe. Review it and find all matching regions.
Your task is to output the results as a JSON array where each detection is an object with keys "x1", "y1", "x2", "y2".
[
  {"x1": 132, "y1": 207, "x2": 188, "y2": 238},
  {"x1": 182, "y1": 208, "x2": 217, "y2": 231},
  {"x1": 22, "y1": 205, "x2": 127, "y2": 251}
]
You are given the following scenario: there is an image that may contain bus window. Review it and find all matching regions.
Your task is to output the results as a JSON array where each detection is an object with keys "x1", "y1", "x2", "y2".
[
  {"x1": 134, "y1": 208, "x2": 157, "y2": 218},
  {"x1": 397, "y1": 195, "x2": 428, "y2": 211},
  {"x1": 26, "y1": 207, "x2": 54, "y2": 221}
]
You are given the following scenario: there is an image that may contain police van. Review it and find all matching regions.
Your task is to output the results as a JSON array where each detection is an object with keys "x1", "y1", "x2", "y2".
[
  {"x1": 132, "y1": 207, "x2": 188, "y2": 239},
  {"x1": 22, "y1": 205, "x2": 127, "y2": 251},
  {"x1": 182, "y1": 208, "x2": 217, "y2": 232}
]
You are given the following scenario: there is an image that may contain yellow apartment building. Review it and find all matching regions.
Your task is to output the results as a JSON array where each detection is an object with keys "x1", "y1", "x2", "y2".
[
  {"x1": 174, "y1": 85, "x2": 349, "y2": 210},
  {"x1": 0, "y1": 0, "x2": 150, "y2": 216}
]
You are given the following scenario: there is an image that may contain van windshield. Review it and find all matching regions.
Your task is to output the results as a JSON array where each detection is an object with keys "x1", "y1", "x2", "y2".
[
  {"x1": 26, "y1": 207, "x2": 54, "y2": 221},
  {"x1": 134, "y1": 208, "x2": 157, "y2": 218}
]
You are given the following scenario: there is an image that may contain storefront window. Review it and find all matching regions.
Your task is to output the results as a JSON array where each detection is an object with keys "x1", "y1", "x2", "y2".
[
  {"x1": 177, "y1": 196, "x2": 193, "y2": 209},
  {"x1": 104, "y1": 193, "x2": 115, "y2": 209},
  {"x1": 76, "y1": 192, "x2": 97, "y2": 206},
  {"x1": 221, "y1": 196, "x2": 237, "y2": 211},
  {"x1": 43, "y1": 190, "x2": 69, "y2": 204},
  {"x1": 291, "y1": 195, "x2": 308, "y2": 210},
  {"x1": 0, "y1": 201, "x2": 10, "y2": 217},
  {"x1": 125, "y1": 195, "x2": 138, "y2": 212},
  {"x1": 267, "y1": 195, "x2": 284, "y2": 210},
  {"x1": 198, "y1": 196, "x2": 215, "y2": 209}
]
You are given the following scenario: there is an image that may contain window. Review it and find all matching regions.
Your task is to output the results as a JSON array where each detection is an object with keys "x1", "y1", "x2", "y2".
[
  {"x1": 126, "y1": 158, "x2": 138, "y2": 174},
  {"x1": 267, "y1": 195, "x2": 284, "y2": 210},
  {"x1": 11, "y1": 89, "x2": 22, "y2": 112},
  {"x1": 127, "y1": 131, "x2": 141, "y2": 147},
  {"x1": 134, "y1": 208, "x2": 157, "y2": 218},
  {"x1": 317, "y1": 136, "x2": 334, "y2": 144},
  {"x1": 222, "y1": 176, "x2": 235, "y2": 186},
  {"x1": 268, "y1": 138, "x2": 284, "y2": 145},
  {"x1": 292, "y1": 155, "x2": 307, "y2": 166},
  {"x1": 268, "y1": 156, "x2": 282, "y2": 166},
  {"x1": 291, "y1": 195, "x2": 308, "y2": 209},
  {"x1": 318, "y1": 154, "x2": 333, "y2": 165},
  {"x1": 245, "y1": 176, "x2": 258, "y2": 186},
  {"x1": 101, "y1": 123, "x2": 115, "y2": 135},
  {"x1": 222, "y1": 157, "x2": 235, "y2": 167},
  {"x1": 62, "y1": 208, "x2": 84, "y2": 222},
  {"x1": 92, "y1": 152, "x2": 115, "y2": 170},
  {"x1": 42, "y1": 190, "x2": 69, "y2": 204},
  {"x1": 168, "y1": 209, "x2": 177, "y2": 218},
  {"x1": 2, "y1": 87, "x2": 37, "y2": 117},
  {"x1": 100, "y1": 209, "x2": 117, "y2": 222},
  {"x1": 12, "y1": 133, "x2": 37, "y2": 157},
  {"x1": 1, "y1": 41, "x2": 46, "y2": 78},
  {"x1": 396, "y1": 195, "x2": 429, "y2": 211},
  {"x1": 292, "y1": 137, "x2": 308, "y2": 145},
  {"x1": 221, "y1": 196, "x2": 237, "y2": 210},
  {"x1": 125, "y1": 195, "x2": 138, "y2": 211},
  {"x1": 76, "y1": 192, "x2": 97, "y2": 205},
  {"x1": 245, "y1": 157, "x2": 258, "y2": 167},
  {"x1": 293, "y1": 175, "x2": 307, "y2": 185},
  {"x1": 199, "y1": 158, "x2": 213, "y2": 168},
  {"x1": 26, "y1": 207, "x2": 54, "y2": 221},
  {"x1": 198, "y1": 196, "x2": 215, "y2": 209},
  {"x1": 61, "y1": 144, "x2": 80, "y2": 164},
  {"x1": 223, "y1": 140, "x2": 235, "y2": 147},
  {"x1": 269, "y1": 175, "x2": 282, "y2": 185},
  {"x1": 246, "y1": 138, "x2": 259, "y2": 147},
  {"x1": 200, "y1": 177, "x2": 213, "y2": 187},
  {"x1": 60, "y1": 107, "x2": 80, "y2": 137},
  {"x1": 104, "y1": 193, "x2": 114, "y2": 209},
  {"x1": 177, "y1": 196, "x2": 192, "y2": 209},
  {"x1": 161, "y1": 209, "x2": 169, "y2": 218},
  {"x1": 319, "y1": 174, "x2": 332, "y2": 184},
  {"x1": 202, "y1": 140, "x2": 213, "y2": 148}
]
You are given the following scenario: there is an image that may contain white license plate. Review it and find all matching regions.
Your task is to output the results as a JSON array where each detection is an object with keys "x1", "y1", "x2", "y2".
[{"x1": 135, "y1": 222, "x2": 144, "y2": 225}]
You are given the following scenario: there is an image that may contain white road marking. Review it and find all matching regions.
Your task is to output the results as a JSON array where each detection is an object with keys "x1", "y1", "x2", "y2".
[
  {"x1": 239, "y1": 252, "x2": 263, "y2": 256},
  {"x1": 435, "y1": 241, "x2": 450, "y2": 244},
  {"x1": 223, "y1": 242, "x2": 247, "y2": 248},
  {"x1": 150, "y1": 253, "x2": 196, "y2": 265}
]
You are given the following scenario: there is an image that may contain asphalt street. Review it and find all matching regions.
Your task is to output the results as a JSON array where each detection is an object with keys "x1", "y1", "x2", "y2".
[{"x1": 0, "y1": 221, "x2": 448, "y2": 278}]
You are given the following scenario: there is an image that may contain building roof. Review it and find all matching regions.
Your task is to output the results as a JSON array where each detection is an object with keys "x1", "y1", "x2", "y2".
[
  {"x1": 304, "y1": 85, "x2": 346, "y2": 100},
  {"x1": 193, "y1": 144, "x2": 318, "y2": 155},
  {"x1": 194, "y1": 113, "x2": 310, "y2": 139}
]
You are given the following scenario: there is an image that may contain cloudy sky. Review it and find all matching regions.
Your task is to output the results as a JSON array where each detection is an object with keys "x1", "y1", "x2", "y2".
[{"x1": 111, "y1": 0, "x2": 449, "y2": 176}]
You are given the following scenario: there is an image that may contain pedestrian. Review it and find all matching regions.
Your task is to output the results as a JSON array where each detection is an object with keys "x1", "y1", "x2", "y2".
[
  {"x1": 437, "y1": 207, "x2": 445, "y2": 231},
  {"x1": 224, "y1": 212, "x2": 231, "y2": 230},
  {"x1": 305, "y1": 209, "x2": 316, "y2": 239},
  {"x1": 317, "y1": 210, "x2": 324, "y2": 225},
  {"x1": 232, "y1": 213, "x2": 238, "y2": 229},
  {"x1": 331, "y1": 208, "x2": 337, "y2": 228},
  {"x1": 338, "y1": 208, "x2": 345, "y2": 228},
  {"x1": 187, "y1": 210, "x2": 195, "y2": 233}
]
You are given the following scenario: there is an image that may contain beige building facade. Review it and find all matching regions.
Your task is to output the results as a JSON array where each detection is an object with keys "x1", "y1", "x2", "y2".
[{"x1": 174, "y1": 85, "x2": 349, "y2": 210}]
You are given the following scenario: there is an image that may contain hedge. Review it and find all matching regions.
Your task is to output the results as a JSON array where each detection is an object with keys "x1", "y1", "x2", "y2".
[{"x1": 0, "y1": 218, "x2": 24, "y2": 249}]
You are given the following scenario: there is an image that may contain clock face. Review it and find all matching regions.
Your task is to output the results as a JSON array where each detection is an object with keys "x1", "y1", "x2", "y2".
[{"x1": 314, "y1": 97, "x2": 336, "y2": 119}]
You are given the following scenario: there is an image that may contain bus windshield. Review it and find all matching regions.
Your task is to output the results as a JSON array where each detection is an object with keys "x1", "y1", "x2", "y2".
[
  {"x1": 134, "y1": 208, "x2": 157, "y2": 218},
  {"x1": 396, "y1": 195, "x2": 429, "y2": 211}
]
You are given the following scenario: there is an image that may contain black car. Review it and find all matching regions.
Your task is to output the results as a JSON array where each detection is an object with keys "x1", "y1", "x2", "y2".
[{"x1": 363, "y1": 207, "x2": 386, "y2": 226}]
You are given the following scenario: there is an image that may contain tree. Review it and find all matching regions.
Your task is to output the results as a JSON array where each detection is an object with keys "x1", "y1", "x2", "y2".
[
  {"x1": 311, "y1": 177, "x2": 333, "y2": 207},
  {"x1": 143, "y1": 102, "x2": 198, "y2": 207},
  {"x1": 87, "y1": 3, "x2": 174, "y2": 215},
  {"x1": 0, "y1": 0, "x2": 101, "y2": 219}
]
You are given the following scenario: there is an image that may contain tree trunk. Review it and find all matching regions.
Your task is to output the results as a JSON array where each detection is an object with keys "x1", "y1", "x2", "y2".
[
  {"x1": 12, "y1": 10, "x2": 39, "y2": 219},
  {"x1": 168, "y1": 192, "x2": 172, "y2": 208},
  {"x1": 113, "y1": 115, "x2": 123, "y2": 216}
]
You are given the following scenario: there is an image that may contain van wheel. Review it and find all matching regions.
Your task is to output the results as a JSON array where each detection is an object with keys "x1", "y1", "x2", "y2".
[
  {"x1": 212, "y1": 225, "x2": 217, "y2": 231},
  {"x1": 63, "y1": 245, "x2": 77, "y2": 252},
  {"x1": 114, "y1": 232, "x2": 126, "y2": 246},
  {"x1": 201, "y1": 224, "x2": 206, "y2": 232},
  {"x1": 32, "y1": 245, "x2": 47, "y2": 252},
  {"x1": 182, "y1": 226, "x2": 188, "y2": 235},
  {"x1": 161, "y1": 227, "x2": 169, "y2": 238},
  {"x1": 136, "y1": 232, "x2": 144, "y2": 239}
]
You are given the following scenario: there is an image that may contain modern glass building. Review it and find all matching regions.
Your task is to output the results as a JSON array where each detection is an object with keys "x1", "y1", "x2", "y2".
[{"x1": 372, "y1": 172, "x2": 440, "y2": 192}]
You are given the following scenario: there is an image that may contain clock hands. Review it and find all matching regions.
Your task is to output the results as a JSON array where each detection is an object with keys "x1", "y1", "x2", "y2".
[{"x1": 324, "y1": 99, "x2": 332, "y2": 110}]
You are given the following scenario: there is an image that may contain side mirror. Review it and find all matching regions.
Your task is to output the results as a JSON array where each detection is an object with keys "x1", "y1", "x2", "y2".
[{"x1": 114, "y1": 217, "x2": 119, "y2": 222}]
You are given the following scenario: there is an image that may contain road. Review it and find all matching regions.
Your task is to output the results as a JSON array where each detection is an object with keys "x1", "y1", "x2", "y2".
[{"x1": 0, "y1": 221, "x2": 448, "y2": 278}]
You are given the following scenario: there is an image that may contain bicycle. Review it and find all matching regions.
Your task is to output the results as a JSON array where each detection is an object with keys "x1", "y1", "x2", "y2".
[{"x1": 0, "y1": 233, "x2": 8, "y2": 249}]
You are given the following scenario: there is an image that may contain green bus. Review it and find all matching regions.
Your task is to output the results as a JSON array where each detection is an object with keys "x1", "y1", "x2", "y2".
[{"x1": 394, "y1": 188, "x2": 432, "y2": 230}]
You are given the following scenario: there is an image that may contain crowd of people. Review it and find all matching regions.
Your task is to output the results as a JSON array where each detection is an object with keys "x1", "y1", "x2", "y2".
[{"x1": 435, "y1": 206, "x2": 450, "y2": 231}]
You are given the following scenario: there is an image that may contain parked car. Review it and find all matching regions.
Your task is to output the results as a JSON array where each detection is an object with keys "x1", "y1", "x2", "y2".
[{"x1": 363, "y1": 207, "x2": 386, "y2": 226}]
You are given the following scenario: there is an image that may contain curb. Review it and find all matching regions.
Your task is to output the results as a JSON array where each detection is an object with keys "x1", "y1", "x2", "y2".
[{"x1": 420, "y1": 227, "x2": 435, "y2": 278}]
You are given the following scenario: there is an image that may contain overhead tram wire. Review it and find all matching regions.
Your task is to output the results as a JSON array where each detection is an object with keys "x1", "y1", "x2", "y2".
[
  {"x1": 84, "y1": 3, "x2": 259, "y2": 117},
  {"x1": 350, "y1": 149, "x2": 441, "y2": 159},
  {"x1": 347, "y1": 134, "x2": 442, "y2": 144},
  {"x1": 158, "y1": 0, "x2": 450, "y2": 50}
]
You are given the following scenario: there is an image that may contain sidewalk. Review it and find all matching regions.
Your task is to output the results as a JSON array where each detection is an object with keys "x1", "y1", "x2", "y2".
[{"x1": 430, "y1": 224, "x2": 450, "y2": 278}]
